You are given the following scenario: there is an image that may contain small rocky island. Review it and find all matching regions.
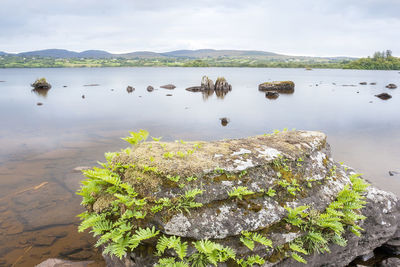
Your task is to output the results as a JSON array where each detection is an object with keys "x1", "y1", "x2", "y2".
[
  {"x1": 76, "y1": 130, "x2": 400, "y2": 267},
  {"x1": 186, "y1": 76, "x2": 232, "y2": 93},
  {"x1": 258, "y1": 81, "x2": 295, "y2": 94},
  {"x1": 31, "y1": 78, "x2": 52, "y2": 90}
]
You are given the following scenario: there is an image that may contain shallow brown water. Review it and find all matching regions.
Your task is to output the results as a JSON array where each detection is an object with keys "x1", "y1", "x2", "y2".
[{"x1": 0, "y1": 67, "x2": 399, "y2": 266}]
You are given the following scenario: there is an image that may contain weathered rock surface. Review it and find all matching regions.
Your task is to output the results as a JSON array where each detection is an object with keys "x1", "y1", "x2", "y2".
[
  {"x1": 215, "y1": 77, "x2": 232, "y2": 91},
  {"x1": 86, "y1": 131, "x2": 400, "y2": 267},
  {"x1": 259, "y1": 81, "x2": 295, "y2": 94},
  {"x1": 201, "y1": 75, "x2": 215, "y2": 91}
]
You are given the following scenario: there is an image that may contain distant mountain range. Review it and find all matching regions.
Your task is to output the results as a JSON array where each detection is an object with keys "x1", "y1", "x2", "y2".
[{"x1": 0, "y1": 49, "x2": 355, "y2": 61}]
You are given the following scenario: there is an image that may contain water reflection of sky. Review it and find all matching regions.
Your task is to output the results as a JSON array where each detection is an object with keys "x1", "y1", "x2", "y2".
[{"x1": 0, "y1": 67, "x2": 399, "y2": 193}]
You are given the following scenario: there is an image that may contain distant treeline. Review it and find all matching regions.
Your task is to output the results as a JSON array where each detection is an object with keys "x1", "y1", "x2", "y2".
[
  {"x1": 343, "y1": 50, "x2": 400, "y2": 70},
  {"x1": 0, "y1": 51, "x2": 399, "y2": 70}
]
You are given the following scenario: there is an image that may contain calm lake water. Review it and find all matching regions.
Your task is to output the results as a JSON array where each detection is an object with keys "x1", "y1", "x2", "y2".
[{"x1": 0, "y1": 67, "x2": 399, "y2": 266}]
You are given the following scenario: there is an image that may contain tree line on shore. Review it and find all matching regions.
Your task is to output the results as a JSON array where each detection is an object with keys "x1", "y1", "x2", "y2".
[{"x1": 0, "y1": 51, "x2": 398, "y2": 70}]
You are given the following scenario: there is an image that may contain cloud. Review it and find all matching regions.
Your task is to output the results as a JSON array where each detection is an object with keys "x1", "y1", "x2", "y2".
[{"x1": 0, "y1": 0, "x2": 399, "y2": 57}]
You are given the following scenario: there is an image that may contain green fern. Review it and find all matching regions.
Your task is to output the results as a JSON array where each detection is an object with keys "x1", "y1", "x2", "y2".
[
  {"x1": 121, "y1": 129, "x2": 149, "y2": 146},
  {"x1": 156, "y1": 235, "x2": 188, "y2": 260},
  {"x1": 190, "y1": 240, "x2": 236, "y2": 266},
  {"x1": 227, "y1": 186, "x2": 255, "y2": 200},
  {"x1": 284, "y1": 206, "x2": 309, "y2": 226},
  {"x1": 291, "y1": 252, "x2": 307, "y2": 264},
  {"x1": 237, "y1": 255, "x2": 265, "y2": 266},
  {"x1": 155, "y1": 257, "x2": 189, "y2": 267},
  {"x1": 289, "y1": 242, "x2": 308, "y2": 255},
  {"x1": 240, "y1": 231, "x2": 272, "y2": 251}
]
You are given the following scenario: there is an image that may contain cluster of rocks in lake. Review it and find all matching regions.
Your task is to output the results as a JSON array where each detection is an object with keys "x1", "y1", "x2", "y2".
[
  {"x1": 259, "y1": 81, "x2": 295, "y2": 100},
  {"x1": 186, "y1": 76, "x2": 232, "y2": 99},
  {"x1": 78, "y1": 131, "x2": 400, "y2": 267}
]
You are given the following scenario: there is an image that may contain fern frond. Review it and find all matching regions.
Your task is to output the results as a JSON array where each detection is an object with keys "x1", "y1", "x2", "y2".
[
  {"x1": 291, "y1": 252, "x2": 307, "y2": 264},
  {"x1": 228, "y1": 186, "x2": 255, "y2": 200},
  {"x1": 237, "y1": 255, "x2": 265, "y2": 267},
  {"x1": 240, "y1": 236, "x2": 254, "y2": 251},
  {"x1": 289, "y1": 243, "x2": 308, "y2": 255},
  {"x1": 78, "y1": 213, "x2": 104, "y2": 232},
  {"x1": 251, "y1": 233, "x2": 273, "y2": 248},
  {"x1": 184, "y1": 188, "x2": 204, "y2": 199}
]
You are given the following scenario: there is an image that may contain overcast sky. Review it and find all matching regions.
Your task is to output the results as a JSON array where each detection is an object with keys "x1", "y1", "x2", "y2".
[{"x1": 0, "y1": 0, "x2": 399, "y2": 57}]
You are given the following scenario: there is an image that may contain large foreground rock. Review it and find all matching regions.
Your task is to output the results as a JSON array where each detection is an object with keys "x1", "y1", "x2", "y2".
[{"x1": 81, "y1": 131, "x2": 400, "y2": 266}]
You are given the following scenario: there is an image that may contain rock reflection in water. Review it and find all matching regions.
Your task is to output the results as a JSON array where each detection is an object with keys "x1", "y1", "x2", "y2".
[
  {"x1": 201, "y1": 89, "x2": 214, "y2": 101},
  {"x1": 31, "y1": 87, "x2": 50, "y2": 98},
  {"x1": 215, "y1": 89, "x2": 229, "y2": 99}
]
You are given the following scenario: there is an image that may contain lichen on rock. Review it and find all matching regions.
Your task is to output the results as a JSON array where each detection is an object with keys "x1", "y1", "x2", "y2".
[{"x1": 76, "y1": 130, "x2": 400, "y2": 267}]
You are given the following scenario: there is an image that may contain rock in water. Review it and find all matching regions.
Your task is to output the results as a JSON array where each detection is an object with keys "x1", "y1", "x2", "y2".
[
  {"x1": 375, "y1": 93, "x2": 392, "y2": 100},
  {"x1": 259, "y1": 81, "x2": 295, "y2": 93},
  {"x1": 219, "y1": 117, "x2": 229, "y2": 126},
  {"x1": 185, "y1": 86, "x2": 202, "y2": 92},
  {"x1": 77, "y1": 131, "x2": 400, "y2": 267},
  {"x1": 31, "y1": 78, "x2": 51, "y2": 90},
  {"x1": 359, "y1": 82, "x2": 367, "y2": 85},
  {"x1": 146, "y1": 86, "x2": 154, "y2": 92},
  {"x1": 265, "y1": 91, "x2": 279, "y2": 99},
  {"x1": 126, "y1": 86, "x2": 135, "y2": 93},
  {"x1": 160, "y1": 84, "x2": 176, "y2": 90},
  {"x1": 215, "y1": 77, "x2": 232, "y2": 91},
  {"x1": 201, "y1": 75, "x2": 215, "y2": 91},
  {"x1": 386, "y1": 83, "x2": 397, "y2": 89},
  {"x1": 36, "y1": 258, "x2": 94, "y2": 267}
]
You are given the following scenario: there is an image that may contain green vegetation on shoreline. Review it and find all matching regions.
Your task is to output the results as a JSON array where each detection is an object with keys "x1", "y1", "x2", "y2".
[{"x1": 0, "y1": 51, "x2": 398, "y2": 69}]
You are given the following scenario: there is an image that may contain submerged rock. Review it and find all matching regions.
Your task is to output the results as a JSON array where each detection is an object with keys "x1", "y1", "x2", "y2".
[
  {"x1": 78, "y1": 131, "x2": 400, "y2": 267},
  {"x1": 36, "y1": 258, "x2": 94, "y2": 267},
  {"x1": 386, "y1": 84, "x2": 397, "y2": 89},
  {"x1": 147, "y1": 86, "x2": 154, "y2": 92},
  {"x1": 160, "y1": 84, "x2": 176, "y2": 90},
  {"x1": 370, "y1": 82, "x2": 377, "y2": 85},
  {"x1": 265, "y1": 91, "x2": 279, "y2": 99},
  {"x1": 259, "y1": 81, "x2": 295, "y2": 93},
  {"x1": 359, "y1": 82, "x2": 367, "y2": 85},
  {"x1": 219, "y1": 117, "x2": 230, "y2": 126},
  {"x1": 126, "y1": 86, "x2": 135, "y2": 93},
  {"x1": 375, "y1": 93, "x2": 392, "y2": 100}
]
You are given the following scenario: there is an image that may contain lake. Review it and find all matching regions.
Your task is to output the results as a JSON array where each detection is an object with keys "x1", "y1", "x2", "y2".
[{"x1": 0, "y1": 67, "x2": 399, "y2": 266}]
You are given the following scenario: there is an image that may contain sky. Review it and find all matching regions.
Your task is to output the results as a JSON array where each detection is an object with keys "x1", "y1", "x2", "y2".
[{"x1": 0, "y1": 0, "x2": 399, "y2": 57}]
